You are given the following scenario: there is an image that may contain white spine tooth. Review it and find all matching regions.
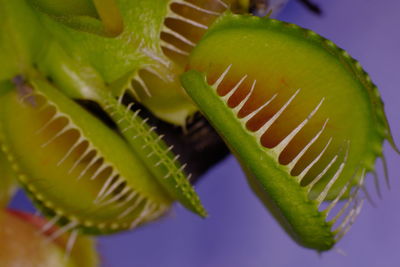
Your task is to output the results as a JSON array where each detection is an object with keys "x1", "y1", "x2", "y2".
[
  {"x1": 141, "y1": 48, "x2": 170, "y2": 68},
  {"x1": 324, "y1": 168, "x2": 364, "y2": 218},
  {"x1": 134, "y1": 76, "x2": 152, "y2": 97},
  {"x1": 142, "y1": 203, "x2": 157, "y2": 218},
  {"x1": 330, "y1": 183, "x2": 361, "y2": 225},
  {"x1": 168, "y1": 13, "x2": 208, "y2": 29},
  {"x1": 35, "y1": 110, "x2": 60, "y2": 134},
  {"x1": 239, "y1": 93, "x2": 278, "y2": 123},
  {"x1": 116, "y1": 117, "x2": 126, "y2": 124},
  {"x1": 179, "y1": 163, "x2": 187, "y2": 172},
  {"x1": 103, "y1": 102, "x2": 113, "y2": 112},
  {"x1": 41, "y1": 125, "x2": 72, "y2": 148},
  {"x1": 147, "y1": 151, "x2": 156, "y2": 158},
  {"x1": 297, "y1": 137, "x2": 332, "y2": 182},
  {"x1": 100, "y1": 186, "x2": 131, "y2": 206},
  {"x1": 215, "y1": 0, "x2": 228, "y2": 8},
  {"x1": 122, "y1": 125, "x2": 135, "y2": 133},
  {"x1": 288, "y1": 119, "x2": 329, "y2": 170},
  {"x1": 221, "y1": 75, "x2": 248, "y2": 102},
  {"x1": 176, "y1": 1, "x2": 221, "y2": 16},
  {"x1": 118, "y1": 196, "x2": 145, "y2": 219},
  {"x1": 146, "y1": 205, "x2": 166, "y2": 221},
  {"x1": 131, "y1": 109, "x2": 141, "y2": 122},
  {"x1": 64, "y1": 230, "x2": 78, "y2": 262},
  {"x1": 117, "y1": 93, "x2": 124, "y2": 104},
  {"x1": 142, "y1": 143, "x2": 150, "y2": 150},
  {"x1": 335, "y1": 204, "x2": 357, "y2": 240},
  {"x1": 254, "y1": 89, "x2": 301, "y2": 139},
  {"x1": 48, "y1": 221, "x2": 78, "y2": 242},
  {"x1": 125, "y1": 102, "x2": 135, "y2": 114},
  {"x1": 162, "y1": 27, "x2": 196, "y2": 47},
  {"x1": 127, "y1": 86, "x2": 140, "y2": 100},
  {"x1": 77, "y1": 154, "x2": 101, "y2": 180},
  {"x1": 315, "y1": 141, "x2": 350, "y2": 204},
  {"x1": 129, "y1": 207, "x2": 147, "y2": 229},
  {"x1": 118, "y1": 204, "x2": 137, "y2": 220},
  {"x1": 40, "y1": 214, "x2": 61, "y2": 234},
  {"x1": 163, "y1": 170, "x2": 173, "y2": 179},
  {"x1": 130, "y1": 202, "x2": 155, "y2": 229},
  {"x1": 56, "y1": 136, "x2": 85, "y2": 166},
  {"x1": 160, "y1": 40, "x2": 189, "y2": 55},
  {"x1": 89, "y1": 163, "x2": 110, "y2": 180},
  {"x1": 173, "y1": 154, "x2": 180, "y2": 162},
  {"x1": 141, "y1": 118, "x2": 149, "y2": 125},
  {"x1": 156, "y1": 134, "x2": 165, "y2": 142},
  {"x1": 95, "y1": 174, "x2": 117, "y2": 203},
  {"x1": 305, "y1": 152, "x2": 339, "y2": 194},
  {"x1": 144, "y1": 67, "x2": 167, "y2": 82},
  {"x1": 68, "y1": 147, "x2": 93, "y2": 174},
  {"x1": 212, "y1": 64, "x2": 232, "y2": 88},
  {"x1": 274, "y1": 98, "x2": 325, "y2": 155},
  {"x1": 335, "y1": 199, "x2": 364, "y2": 241},
  {"x1": 324, "y1": 179, "x2": 352, "y2": 218},
  {"x1": 102, "y1": 177, "x2": 125, "y2": 200},
  {"x1": 115, "y1": 191, "x2": 137, "y2": 208},
  {"x1": 233, "y1": 80, "x2": 256, "y2": 114},
  {"x1": 166, "y1": 145, "x2": 174, "y2": 153},
  {"x1": 155, "y1": 158, "x2": 165, "y2": 167},
  {"x1": 108, "y1": 108, "x2": 119, "y2": 117}
]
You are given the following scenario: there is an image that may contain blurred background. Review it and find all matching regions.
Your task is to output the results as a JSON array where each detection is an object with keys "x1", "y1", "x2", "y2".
[{"x1": 11, "y1": 0, "x2": 400, "y2": 266}]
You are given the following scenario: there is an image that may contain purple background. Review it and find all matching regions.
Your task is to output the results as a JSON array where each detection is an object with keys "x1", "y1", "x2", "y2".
[{"x1": 11, "y1": 0, "x2": 400, "y2": 266}]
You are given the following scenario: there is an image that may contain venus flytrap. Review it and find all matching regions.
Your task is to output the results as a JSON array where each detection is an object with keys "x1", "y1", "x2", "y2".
[
  {"x1": 0, "y1": 0, "x2": 396, "y2": 257},
  {"x1": 0, "y1": 77, "x2": 173, "y2": 234},
  {"x1": 181, "y1": 13, "x2": 396, "y2": 250}
]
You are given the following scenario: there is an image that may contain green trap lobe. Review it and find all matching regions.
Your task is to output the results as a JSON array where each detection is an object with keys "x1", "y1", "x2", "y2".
[
  {"x1": 187, "y1": 14, "x2": 386, "y2": 199},
  {"x1": 181, "y1": 14, "x2": 390, "y2": 250},
  {"x1": 0, "y1": 78, "x2": 172, "y2": 234},
  {"x1": 101, "y1": 94, "x2": 207, "y2": 217}
]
